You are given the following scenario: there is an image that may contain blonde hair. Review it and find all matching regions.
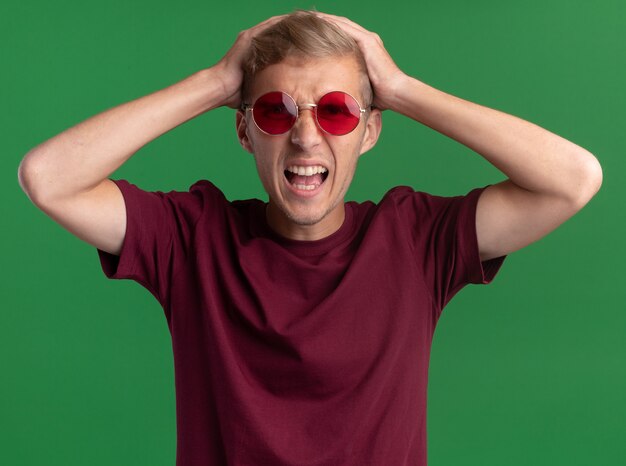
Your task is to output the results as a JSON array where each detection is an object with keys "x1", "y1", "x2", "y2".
[{"x1": 241, "y1": 10, "x2": 373, "y2": 107}]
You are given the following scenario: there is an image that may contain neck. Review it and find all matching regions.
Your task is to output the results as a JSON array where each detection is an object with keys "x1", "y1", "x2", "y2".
[{"x1": 265, "y1": 202, "x2": 346, "y2": 241}]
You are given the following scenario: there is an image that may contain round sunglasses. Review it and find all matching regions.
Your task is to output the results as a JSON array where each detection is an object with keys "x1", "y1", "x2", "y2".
[{"x1": 241, "y1": 91, "x2": 369, "y2": 136}]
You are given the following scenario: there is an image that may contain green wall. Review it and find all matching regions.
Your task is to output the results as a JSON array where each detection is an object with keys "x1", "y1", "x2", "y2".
[{"x1": 3, "y1": 0, "x2": 624, "y2": 465}]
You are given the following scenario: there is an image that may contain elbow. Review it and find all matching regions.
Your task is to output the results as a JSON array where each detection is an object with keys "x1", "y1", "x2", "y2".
[
  {"x1": 17, "y1": 154, "x2": 35, "y2": 195},
  {"x1": 571, "y1": 152, "x2": 603, "y2": 209},
  {"x1": 584, "y1": 153, "x2": 603, "y2": 198},
  {"x1": 17, "y1": 151, "x2": 47, "y2": 204}
]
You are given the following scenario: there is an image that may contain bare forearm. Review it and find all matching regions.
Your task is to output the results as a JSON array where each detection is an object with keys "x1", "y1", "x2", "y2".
[
  {"x1": 19, "y1": 67, "x2": 225, "y2": 201},
  {"x1": 390, "y1": 76, "x2": 602, "y2": 203}
]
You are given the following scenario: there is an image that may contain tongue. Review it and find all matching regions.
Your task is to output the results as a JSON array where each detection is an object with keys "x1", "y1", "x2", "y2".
[{"x1": 291, "y1": 173, "x2": 324, "y2": 186}]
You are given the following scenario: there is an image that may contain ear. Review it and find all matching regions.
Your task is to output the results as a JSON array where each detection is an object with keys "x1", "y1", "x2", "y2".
[
  {"x1": 236, "y1": 110, "x2": 254, "y2": 154},
  {"x1": 358, "y1": 108, "x2": 382, "y2": 156}
]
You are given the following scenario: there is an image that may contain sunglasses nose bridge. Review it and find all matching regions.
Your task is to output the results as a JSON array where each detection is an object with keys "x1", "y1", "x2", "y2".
[
  {"x1": 293, "y1": 103, "x2": 320, "y2": 129},
  {"x1": 290, "y1": 103, "x2": 325, "y2": 145},
  {"x1": 295, "y1": 103, "x2": 318, "y2": 120}
]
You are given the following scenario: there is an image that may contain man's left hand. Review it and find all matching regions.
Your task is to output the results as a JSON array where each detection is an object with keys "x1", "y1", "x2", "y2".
[{"x1": 313, "y1": 12, "x2": 408, "y2": 111}]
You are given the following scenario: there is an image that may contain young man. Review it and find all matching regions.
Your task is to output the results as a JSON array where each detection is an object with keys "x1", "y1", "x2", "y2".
[{"x1": 18, "y1": 10, "x2": 602, "y2": 466}]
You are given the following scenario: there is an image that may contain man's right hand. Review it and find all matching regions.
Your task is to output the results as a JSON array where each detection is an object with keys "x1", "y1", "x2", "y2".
[{"x1": 212, "y1": 14, "x2": 286, "y2": 110}]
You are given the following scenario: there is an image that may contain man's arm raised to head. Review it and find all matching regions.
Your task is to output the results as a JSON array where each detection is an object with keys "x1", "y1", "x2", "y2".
[
  {"x1": 17, "y1": 67, "x2": 225, "y2": 256},
  {"x1": 17, "y1": 14, "x2": 286, "y2": 256},
  {"x1": 315, "y1": 12, "x2": 603, "y2": 262}
]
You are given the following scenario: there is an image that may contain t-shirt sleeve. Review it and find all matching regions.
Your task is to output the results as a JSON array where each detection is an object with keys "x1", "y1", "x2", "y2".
[
  {"x1": 390, "y1": 184, "x2": 507, "y2": 317},
  {"x1": 96, "y1": 178, "x2": 205, "y2": 310}
]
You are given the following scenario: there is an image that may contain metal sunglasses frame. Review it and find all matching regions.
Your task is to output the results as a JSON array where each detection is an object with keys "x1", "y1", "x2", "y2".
[{"x1": 241, "y1": 90, "x2": 370, "y2": 136}]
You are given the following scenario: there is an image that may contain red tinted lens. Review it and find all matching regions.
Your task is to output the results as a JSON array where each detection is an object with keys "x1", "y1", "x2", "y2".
[
  {"x1": 252, "y1": 92, "x2": 297, "y2": 135},
  {"x1": 316, "y1": 91, "x2": 362, "y2": 135}
]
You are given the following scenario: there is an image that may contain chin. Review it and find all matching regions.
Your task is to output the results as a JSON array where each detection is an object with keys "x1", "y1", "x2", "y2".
[
  {"x1": 269, "y1": 193, "x2": 344, "y2": 232},
  {"x1": 283, "y1": 207, "x2": 328, "y2": 226}
]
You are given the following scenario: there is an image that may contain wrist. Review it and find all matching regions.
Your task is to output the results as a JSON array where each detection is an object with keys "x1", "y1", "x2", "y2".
[
  {"x1": 208, "y1": 63, "x2": 243, "y2": 110},
  {"x1": 383, "y1": 72, "x2": 414, "y2": 111}
]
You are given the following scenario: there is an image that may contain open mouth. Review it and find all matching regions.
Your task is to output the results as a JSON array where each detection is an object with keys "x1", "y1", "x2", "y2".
[{"x1": 284, "y1": 165, "x2": 329, "y2": 191}]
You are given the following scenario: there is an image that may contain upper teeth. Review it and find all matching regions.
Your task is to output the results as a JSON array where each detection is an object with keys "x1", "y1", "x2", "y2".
[{"x1": 286, "y1": 165, "x2": 328, "y2": 176}]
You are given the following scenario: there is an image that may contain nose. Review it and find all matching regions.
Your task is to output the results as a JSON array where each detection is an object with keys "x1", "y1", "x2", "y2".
[{"x1": 290, "y1": 106, "x2": 323, "y2": 149}]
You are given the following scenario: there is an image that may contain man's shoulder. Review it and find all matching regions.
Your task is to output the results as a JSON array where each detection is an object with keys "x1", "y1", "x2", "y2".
[
  {"x1": 347, "y1": 185, "x2": 486, "y2": 225},
  {"x1": 188, "y1": 179, "x2": 264, "y2": 205},
  {"x1": 187, "y1": 179, "x2": 268, "y2": 225},
  {"x1": 343, "y1": 186, "x2": 430, "y2": 228},
  {"x1": 185, "y1": 179, "x2": 255, "y2": 207},
  {"x1": 372, "y1": 185, "x2": 436, "y2": 208},
  {"x1": 187, "y1": 179, "x2": 226, "y2": 198},
  {"x1": 375, "y1": 184, "x2": 487, "y2": 207}
]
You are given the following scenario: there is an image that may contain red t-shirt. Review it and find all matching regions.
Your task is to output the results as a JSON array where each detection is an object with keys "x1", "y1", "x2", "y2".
[{"x1": 97, "y1": 179, "x2": 506, "y2": 466}]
